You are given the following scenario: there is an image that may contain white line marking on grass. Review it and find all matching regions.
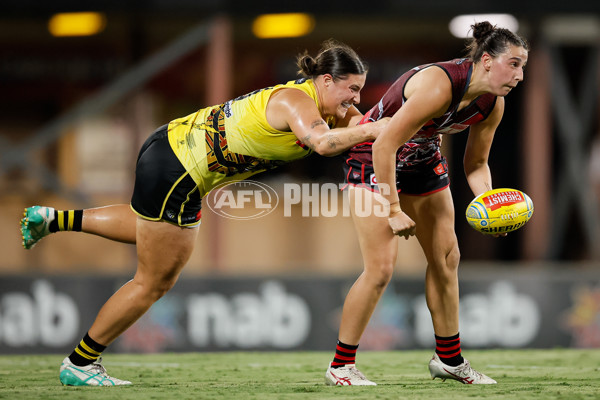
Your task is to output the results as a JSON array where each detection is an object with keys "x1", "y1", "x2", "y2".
[
  {"x1": 108, "y1": 362, "x2": 181, "y2": 368},
  {"x1": 0, "y1": 358, "x2": 180, "y2": 368},
  {"x1": 247, "y1": 363, "x2": 303, "y2": 368},
  {"x1": 486, "y1": 365, "x2": 543, "y2": 369},
  {"x1": 0, "y1": 359, "x2": 56, "y2": 367}
]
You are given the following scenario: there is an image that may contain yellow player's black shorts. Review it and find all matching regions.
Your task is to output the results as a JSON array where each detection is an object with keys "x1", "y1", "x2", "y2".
[
  {"x1": 130, "y1": 124, "x2": 202, "y2": 226},
  {"x1": 343, "y1": 156, "x2": 450, "y2": 196}
]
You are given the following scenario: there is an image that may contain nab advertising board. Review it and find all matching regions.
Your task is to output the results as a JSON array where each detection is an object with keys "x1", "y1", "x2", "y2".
[{"x1": 0, "y1": 267, "x2": 598, "y2": 354}]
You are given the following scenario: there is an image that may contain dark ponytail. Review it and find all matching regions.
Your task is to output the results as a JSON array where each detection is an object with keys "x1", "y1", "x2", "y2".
[
  {"x1": 296, "y1": 38, "x2": 368, "y2": 80},
  {"x1": 466, "y1": 21, "x2": 529, "y2": 62}
]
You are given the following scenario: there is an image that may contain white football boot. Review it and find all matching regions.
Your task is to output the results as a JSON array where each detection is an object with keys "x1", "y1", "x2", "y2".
[
  {"x1": 428, "y1": 353, "x2": 496, "y2": 384},
  {"x1": 59, "y1": 357, "x2": 132, "y2": 386},
  {"x1": 325, "y1": 362, "x2": 377, "y2": 386}
]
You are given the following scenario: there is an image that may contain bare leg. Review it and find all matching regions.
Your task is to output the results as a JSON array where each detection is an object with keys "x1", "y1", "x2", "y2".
[
  {"x1": 337, "y1": 187, "x2": 398, "y2": 345},
  {"x1": 88, "y1": 217, "x2": 198, "y2": 345},
  {"x1": 82, "y1": 204, "x2": 138, "y2": 244},
  {"x1": 400, "y1": 188, "x2": 460, "y2": 336},
  {"x1": 402, "y1": 189, "x2": 498, "y2": 382}
]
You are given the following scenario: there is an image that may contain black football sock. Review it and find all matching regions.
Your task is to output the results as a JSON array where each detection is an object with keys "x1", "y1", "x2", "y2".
[
  {"x1": 331, "y1": 340, "x2": 358, "y2": 368},
  {"x1": 68, "y1": 333, "x2": 107, "y2": 367},
  {"x1": 435, "y1": 332, "x2": 464, "y2": 367},
  {"x1": 49, "y1": 209, "x2": 83, "y2": 233}
]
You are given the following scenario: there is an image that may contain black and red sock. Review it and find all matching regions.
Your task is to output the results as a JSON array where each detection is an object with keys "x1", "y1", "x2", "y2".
[
  {"x1": 435, "y1": 332, "x2": 464, "y2": 367},
  {"x1": 331, "y1": 340, "x2": 358, "y2": 368}
]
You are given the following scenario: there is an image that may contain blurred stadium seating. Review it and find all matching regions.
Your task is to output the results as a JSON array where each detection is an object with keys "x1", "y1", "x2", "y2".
[{"x1": 0, "y1": 2, "x2": 598, "y2": 271}]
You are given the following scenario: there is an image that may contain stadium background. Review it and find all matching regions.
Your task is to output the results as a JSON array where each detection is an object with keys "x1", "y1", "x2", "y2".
[{"x1": 0, "y1": 1, "x2": 599, "y2": 354}]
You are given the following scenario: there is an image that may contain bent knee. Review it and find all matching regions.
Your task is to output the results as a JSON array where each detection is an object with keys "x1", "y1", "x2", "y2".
[
  {"x1": 152, "y1": 280, "x2": 177, "y2": 299},
  {"x1": 363, "y1": 262, "x2": 394, "y2": 288},
  {"x1": 447, "y1": 245, "x2": 460, "y2": 270},
  {"x1": 134, "y1": 276, "x2": 178, "y2": 301},
  {"x1": 428, "y1": 245, "x2": 460, "y2": 279}
]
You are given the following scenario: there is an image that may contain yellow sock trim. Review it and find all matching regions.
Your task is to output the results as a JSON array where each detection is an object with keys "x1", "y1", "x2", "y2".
[
  {"x1": 67, "y1": 210, "x2": 74, "y2": 231},
  {"x1": 79, "y1": 341, "x2": 102, "y2": 356},
  {"x1": 57, "y1": 211, "x2": 65, "y2": 231},
  {"x1": 74, "y1": 348, "x2": 97, "y2": 360}
]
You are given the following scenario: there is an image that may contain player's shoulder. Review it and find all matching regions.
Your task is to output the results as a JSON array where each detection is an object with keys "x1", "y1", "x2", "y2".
[
  {"x1": 405, "y1": 66, "x2": 453, "y2": 105},
  {"x1": 269, "y1": 85, "x2": 315, "y2": 108}
]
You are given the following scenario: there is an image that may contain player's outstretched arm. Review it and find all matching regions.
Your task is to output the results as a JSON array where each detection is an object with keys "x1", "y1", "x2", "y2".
[
  {"x1": 267, "y1": 88, "x2": 387, "y2": 156},
  {"x1": 464, "y1": 97, "x2": 505, "y2": 197}
]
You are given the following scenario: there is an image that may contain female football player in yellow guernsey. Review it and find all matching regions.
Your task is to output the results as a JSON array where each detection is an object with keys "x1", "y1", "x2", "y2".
[
  {"x1": 325, "y1": 22, "x2": 528, "y2": 386},
  {"x1": 20, "y1": 39, "x2": 388, "y2": 386}
]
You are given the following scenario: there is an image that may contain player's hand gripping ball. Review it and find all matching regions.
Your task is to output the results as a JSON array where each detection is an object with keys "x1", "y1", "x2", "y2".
[{"x1": 466, "y1": 188, "x2": 534, "y2": 235}]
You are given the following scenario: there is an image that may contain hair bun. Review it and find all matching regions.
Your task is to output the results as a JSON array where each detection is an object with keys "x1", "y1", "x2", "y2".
[
  {"x1": 465, "y1": 20, "x2": 528, "y2": 61},
  {"x1": 297, "y1": 53, "x2": 317, "y2": 77},
  {"x1": 296, "y1": 39, "x2": 367, "y2": 79},
  {"x1": 472, "y1": 21, "x2": 495, "y2": 41}
]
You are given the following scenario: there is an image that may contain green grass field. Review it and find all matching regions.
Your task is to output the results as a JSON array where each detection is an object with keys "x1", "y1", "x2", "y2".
[{"x1": 1, "y1": 349, "x2": 598, "y2": 399}]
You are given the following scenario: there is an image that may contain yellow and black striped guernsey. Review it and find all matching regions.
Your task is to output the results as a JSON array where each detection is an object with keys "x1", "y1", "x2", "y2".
[{"x1": 167, "y1": 78, "x2": 335, "y2": 198}]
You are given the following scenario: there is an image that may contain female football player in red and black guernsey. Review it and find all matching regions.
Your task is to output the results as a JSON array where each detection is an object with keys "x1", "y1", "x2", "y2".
[
  {"x1": 325, "y1": 22, "x2": 528, "y2": 386},
  {"x1": 20, "y1": 39, "x2": 390, "y2": 386}
]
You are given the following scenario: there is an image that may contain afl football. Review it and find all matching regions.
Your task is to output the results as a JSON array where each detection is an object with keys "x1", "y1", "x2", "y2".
[{"x1": 466, "y1": 188, "x2": 534, "y2": 235}]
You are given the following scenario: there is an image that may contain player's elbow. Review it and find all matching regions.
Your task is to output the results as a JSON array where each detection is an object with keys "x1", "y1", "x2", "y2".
[
  {"x1": 314, "y1": 145, "x2": 340, "y2": 157},
  {"x1": 463, "y1": 158, "x2": 487, "y2": 175},
  {"x1": 372, "y1": 138, "x2": 386, "y2": 157},
  {"x1": 312, "y1": 140, "x2": 342, "y2": 157}
]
